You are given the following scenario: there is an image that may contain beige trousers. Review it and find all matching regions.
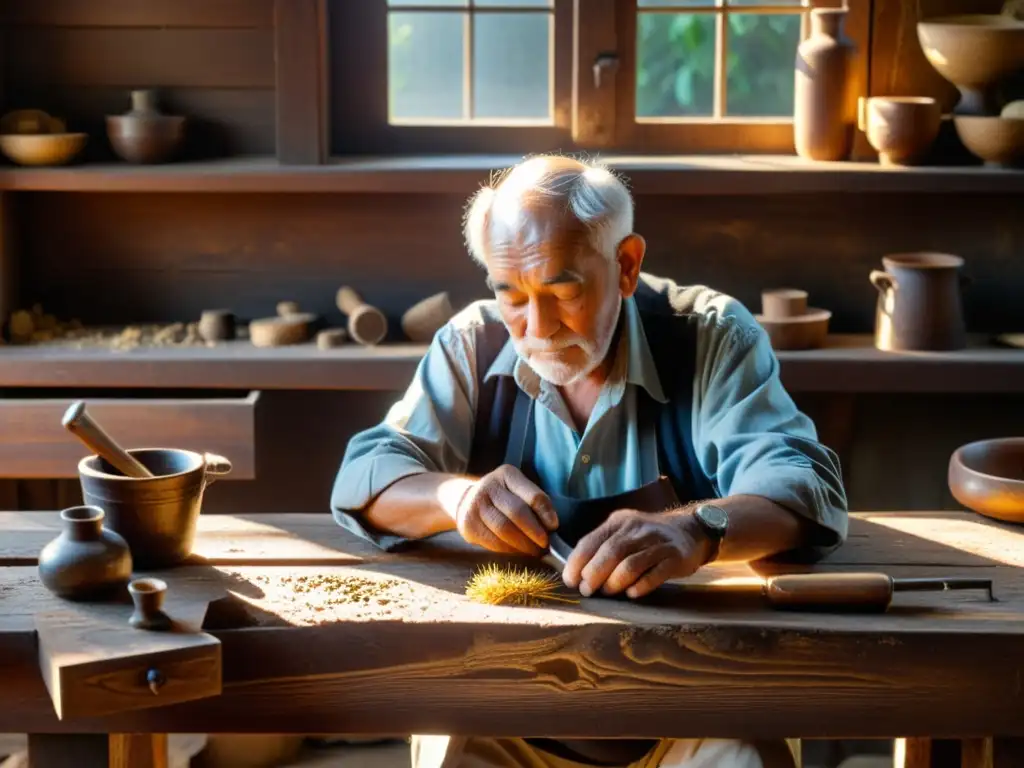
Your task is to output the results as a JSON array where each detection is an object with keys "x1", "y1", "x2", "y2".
[{"x1": 411, "y1": 736, "x2": 800, "y2": 768}]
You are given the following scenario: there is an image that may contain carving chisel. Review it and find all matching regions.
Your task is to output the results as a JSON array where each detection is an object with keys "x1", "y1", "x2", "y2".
[{"x1": 541, "y1": 534, "x2": 994, "y2": 611}]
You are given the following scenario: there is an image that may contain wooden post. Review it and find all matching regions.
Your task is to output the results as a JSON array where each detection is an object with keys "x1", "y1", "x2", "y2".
[
  {"x1": 109, "y1": 735, "x2": 168, "y2": 768},
  {"x1": 571, "y1": 0, "x2": 618, "y2": 148},
  {"x1": 274, "y1": 0, "x2": 328, "y2": 164}
]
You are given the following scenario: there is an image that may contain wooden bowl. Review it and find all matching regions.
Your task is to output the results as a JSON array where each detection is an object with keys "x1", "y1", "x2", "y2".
[
  {"x1": 917, "y1": 15, "x2": 1024, "y2": 93},
  {"x1": 0, "y1": 133, "x2": 87, "y2": 166},
  {"x1": 953, "y1": 116, "x2": 1024, "y2": 167},
  {"x1": 948, "y1": 437, "x2": 1024, "y2": 524},
  {"x1": 754, "y1": 308, "x2": 831, "y2": 351},
  {"x1": 106, "y1": 115, "x2": 185, "y2": 164}
]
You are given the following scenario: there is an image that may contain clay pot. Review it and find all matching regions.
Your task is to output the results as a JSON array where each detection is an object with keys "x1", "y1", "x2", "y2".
[
  {"x1": 916, "y1": 15, "x2": 1024, "y2": 116},
  {"x1": 38, "y1": 505, "x2": 133, "y2": 600},
  {"x1": 953, "y1": 115, "x2": 1024, "y2": 167},
  {"x1": 128, "y1": 577, "x2": 173, "y2": 631},
  {"x1": 794, "y1": 9, "x2": 857, "y2": 161},
  {"x1": 78, "y1": 448, "x2": 232, "y2": 568},
  {"x1": 870, "y1": 253, "x2": 968, "y2": 352},
  {"x1": 948, "y1": 437, "x2": 1024, "y2": 524},
  {"x1": 106, "y1": 90, "x2": 185, "y2": 164},
  {"x1": 858, "y1": 96, "x2": 942, "y2": 166}
]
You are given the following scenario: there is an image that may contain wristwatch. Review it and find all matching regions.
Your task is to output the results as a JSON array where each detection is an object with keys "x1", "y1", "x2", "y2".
[{"x1": 691, "y1": 503, "x2": 729, "y2": 564}]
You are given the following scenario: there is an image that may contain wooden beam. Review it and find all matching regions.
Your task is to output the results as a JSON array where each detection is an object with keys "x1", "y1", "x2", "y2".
[
  {"x1": 0, "y1": 0, "x2": 273, "y2": 28},
  {"x1": 274, "y1": 0, "x2": 328, "y2": 165},
  {"x1": 571, "y1": 0, "x2": 618, "y2": 147}
]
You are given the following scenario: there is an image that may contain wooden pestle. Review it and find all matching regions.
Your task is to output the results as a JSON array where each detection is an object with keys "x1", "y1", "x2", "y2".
[
  {"x1": 62, "y1": 400, "x2": 154, "y2": 478},
  {"x1": 336, "y1": 286, "x2": 387, "y2": 346}
]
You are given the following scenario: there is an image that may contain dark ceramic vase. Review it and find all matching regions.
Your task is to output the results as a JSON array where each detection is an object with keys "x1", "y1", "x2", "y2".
[
  {"x1": 38, "y1": 505, "x2": 133, "y2": 600},
  {"x1": 106, "y1": 89, "x2": 185, "y2": 164}
]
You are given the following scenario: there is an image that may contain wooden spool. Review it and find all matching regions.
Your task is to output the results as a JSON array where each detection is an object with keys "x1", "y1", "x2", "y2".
[
  {"x1": 401, "y1": 291, "x2": 455, "y2": 343},
  {"x1": 336, "y1": 286, "x2": 387, "y2": 346},
  {"x1": 197, "y1": 309, "x2": 236, "y2": 342},
  {"x1": 316, "y1": 328, "x2": 348, "y2": 350},
  {"x1": 249, "y1": 313, "x2": 315, "y2": 347}
]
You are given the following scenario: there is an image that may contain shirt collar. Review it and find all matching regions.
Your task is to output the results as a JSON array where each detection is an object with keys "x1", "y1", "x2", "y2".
[{"x1": 483, "y1": 296, "x2": 668, "y2": 404}]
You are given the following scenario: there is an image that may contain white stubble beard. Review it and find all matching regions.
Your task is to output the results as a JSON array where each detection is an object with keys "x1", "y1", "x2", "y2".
[{"x1": 514, "y1": 293, "x2": 622, "y2": 387}]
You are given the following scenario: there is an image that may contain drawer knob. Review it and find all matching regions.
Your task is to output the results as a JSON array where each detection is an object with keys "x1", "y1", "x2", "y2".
[{"x1": 147, "y1": 668, "x2": 166, "y2": 695}]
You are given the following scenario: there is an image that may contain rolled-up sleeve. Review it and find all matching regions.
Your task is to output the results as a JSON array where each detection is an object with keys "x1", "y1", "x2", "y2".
[
  {"x1": 691, "y1": 300, "x2": 849, "y2": 559},
  {"x1": 330, "y1": 322, "x2": 478, "y2": 550}
]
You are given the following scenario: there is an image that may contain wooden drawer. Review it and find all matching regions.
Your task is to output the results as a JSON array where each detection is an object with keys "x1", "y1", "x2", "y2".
[{"x1": 0, "y1": 391, "x2": 259, "y2": 479}]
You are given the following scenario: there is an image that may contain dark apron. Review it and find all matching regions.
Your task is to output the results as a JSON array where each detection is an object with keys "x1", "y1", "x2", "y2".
[{"x1": 505, "y1": 388, "x2": 683, "y2": 768}]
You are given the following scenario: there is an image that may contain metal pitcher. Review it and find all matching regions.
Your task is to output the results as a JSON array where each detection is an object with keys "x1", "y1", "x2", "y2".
[{"x1": 870, "y1": 252, "x2": 968, "y2": 351}]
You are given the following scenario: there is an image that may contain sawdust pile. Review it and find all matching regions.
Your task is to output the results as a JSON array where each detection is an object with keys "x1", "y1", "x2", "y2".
[
  {"x1": 465, "y1": 564, "x2": 579, "y2": 607},
  {"x1": 243, "y1": 572, "x2": 418, "y2": 625},
  {"x1": 5, "y1": 305, "x2": 215, "y2": 351}
]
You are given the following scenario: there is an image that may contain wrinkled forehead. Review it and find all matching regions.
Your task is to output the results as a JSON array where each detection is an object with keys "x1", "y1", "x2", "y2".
[{"x1": 485, "y1": 202, "x2": 593, "y2": 276}]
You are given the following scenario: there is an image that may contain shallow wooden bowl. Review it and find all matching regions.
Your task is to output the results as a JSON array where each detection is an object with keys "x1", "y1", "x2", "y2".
[
  {"x1": 754, "y1": 308, "x2": 831, "y2": 351},
  {"x1": 948, "y1": 437, "x2": 1024, "y2": 524},
  {"x1": 954, "y1": 116, "x2": 1024, "y2": 167},
  {"x1": 0, "y1": 132, "x2": 87, "y2": 166}
]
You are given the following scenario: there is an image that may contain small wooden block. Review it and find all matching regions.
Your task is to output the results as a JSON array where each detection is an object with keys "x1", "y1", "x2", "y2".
[
  {"x1": 197, "y1": 310, "x2": 236, "y2": 342},
  {"x1": 316, "y1": 328, "x2": 348, "y2": 349},
  {"x1": 276, "y1": 301, "x2": 301, "y2": 317},
  {"x1": 35, "y1": 604, "x2": 221, "y2": 720},
  {"x1": 248, "y1": 313, "x2": 315, "y2": 347}
]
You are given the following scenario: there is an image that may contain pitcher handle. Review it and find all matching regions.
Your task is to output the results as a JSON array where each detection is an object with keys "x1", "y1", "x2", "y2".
[
  {"x1": 869, "y1": 270, "x2": 898, "y2": 294},
  {"x1": 203, "y1": 453, "x2": 233, "y2": 485}
]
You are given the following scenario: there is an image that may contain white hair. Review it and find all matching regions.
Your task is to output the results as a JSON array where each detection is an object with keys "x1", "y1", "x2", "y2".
[{"x1": 463, "y1": 155, "x2": 634, "y2": 266}]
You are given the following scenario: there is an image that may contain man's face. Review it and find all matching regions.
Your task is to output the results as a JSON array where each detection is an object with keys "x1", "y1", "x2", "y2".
[{"x1": 484, "y1": 208, "x2": 625, "y2": 386}]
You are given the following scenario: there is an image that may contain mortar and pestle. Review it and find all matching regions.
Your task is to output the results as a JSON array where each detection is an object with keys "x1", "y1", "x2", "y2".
[
  {"x1": 753, "y1": 289, "x2": 832, "y2": 350},
  {"x1": 336, "y1": 286, "x2": 388, "y2": 346},
  {"x1": 62, "y1": 401, "x2": 232, "y2": 569}
]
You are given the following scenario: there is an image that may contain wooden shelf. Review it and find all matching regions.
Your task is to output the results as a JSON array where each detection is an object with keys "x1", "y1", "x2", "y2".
[
  {"x1": 0, "y1": 335, "x2": 1020, "y2": 393},
  {"x1": 0, "y1": 155, "x2": 1021, "y2": 195}
]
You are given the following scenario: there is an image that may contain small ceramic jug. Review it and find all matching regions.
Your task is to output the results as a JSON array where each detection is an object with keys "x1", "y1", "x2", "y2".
[
  {"x1": 870, "y1": 253, "x2": 968, "y2": 352},
  {"x1": 38, "y1": 505, "x2": 133, "y2": 600}
]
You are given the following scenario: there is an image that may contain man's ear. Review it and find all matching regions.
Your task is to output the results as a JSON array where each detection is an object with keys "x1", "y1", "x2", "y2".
[{"x1": 616, "y1": 234, "x2": 646, "y2": 297}]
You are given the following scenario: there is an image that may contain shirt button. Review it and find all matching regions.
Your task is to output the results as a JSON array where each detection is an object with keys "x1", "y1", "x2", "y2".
[{"x1": 581, "y1": 454, "x2": 591, "y2": 464}]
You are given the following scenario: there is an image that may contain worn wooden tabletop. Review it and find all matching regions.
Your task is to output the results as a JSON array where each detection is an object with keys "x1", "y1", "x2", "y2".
[{"x1": 2, "y1": 510, "x2": 1023, "y2": 741}]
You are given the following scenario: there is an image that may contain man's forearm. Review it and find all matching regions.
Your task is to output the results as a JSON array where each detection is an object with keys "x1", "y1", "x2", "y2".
[
  {"x1": 362, "y1": 473, "x2": 473, "y2": 540},
  {"x1": 689, "y1": 493, "x2": 811, "y2": 564}
]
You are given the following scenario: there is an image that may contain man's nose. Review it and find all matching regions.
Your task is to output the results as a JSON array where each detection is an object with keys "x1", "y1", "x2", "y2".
[{"x1": 526, "y1": 296, "x2": 559, "y2": 340}]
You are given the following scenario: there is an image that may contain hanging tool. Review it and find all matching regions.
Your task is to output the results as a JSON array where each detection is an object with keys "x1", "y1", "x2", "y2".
[{"x1": 540, "y1": 533, "x2": 994, "y2": 612}]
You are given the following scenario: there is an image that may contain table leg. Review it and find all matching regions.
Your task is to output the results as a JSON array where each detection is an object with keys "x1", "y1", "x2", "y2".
[
  {"x1": 894, "y1": 738, "x2": 960, "y2": 768},
  {"x1": 109, "y1": 735, "x2": 168, "y2": 768},
  {"x1": 961, "y1": 738, "x2": 1024, "y2": 768},
  {"x1": 27, "y1": 734, "x2": 168, "y2": 768}
]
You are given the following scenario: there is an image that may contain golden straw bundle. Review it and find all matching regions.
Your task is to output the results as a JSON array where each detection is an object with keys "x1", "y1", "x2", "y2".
[{"x1": 465, "y1": 564, "x2": 579, "y2": 607}]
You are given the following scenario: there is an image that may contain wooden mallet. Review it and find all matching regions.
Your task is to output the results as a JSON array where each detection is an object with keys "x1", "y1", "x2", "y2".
[{"x1": 336, "y1": 286, "x2": 388, "y2": 346}]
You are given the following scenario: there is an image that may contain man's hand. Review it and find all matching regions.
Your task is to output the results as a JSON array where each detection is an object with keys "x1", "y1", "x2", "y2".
[
  {"x1": 562, "y1": 509, "x2": 711, "y2": 599},
  {"x1": 454, "y1": 464, "x2": 558, "y2": 555}
]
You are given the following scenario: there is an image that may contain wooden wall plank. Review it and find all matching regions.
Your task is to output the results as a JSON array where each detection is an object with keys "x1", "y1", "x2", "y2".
[
  {"x1": 573, "y1": 0, "x2": 618, "y2": 147},
  {"x1": 6, "y1": 28, "x2": 274, "y2": 88},
  {"x1": 0, "y1": 0, "x2": 273, "y2": 28},
  {"x1": 274, "y1": 0, "x2": 327, "y2": 165},
  {"x1": 3, "y1": 86, "x2": 276, "y2": 158}
]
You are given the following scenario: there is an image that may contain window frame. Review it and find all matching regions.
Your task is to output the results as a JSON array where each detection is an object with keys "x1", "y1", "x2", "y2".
[
  {"x1": 602, "y1": 0, "x2": 873, "y2": 153},
  {"x1": 326, "y1": 0, "x2": 871, "y2": 156},
  {"x1": 329, "y1": 0, "x2": 575, "y2": 155}
]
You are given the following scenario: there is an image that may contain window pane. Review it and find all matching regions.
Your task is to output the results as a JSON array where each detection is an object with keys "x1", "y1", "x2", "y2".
[
  {"x1": 473, "y1": 13, "x2": 551, "y2": 119},
  {"x1": 475, "y1": 0, "x2": 551, "y2": 6},
  {"x1": 388, "y1": 12, "x2": 465, "y2": 120},
  {"x1": 388, "y1": 0, "x2": 466, "y2": 6},
  {"x1": 636, "y1": 13, "x2": 715, "y2": 118},
  {"x1": 728, "y1": 0, "x2": 802, "y2": 5},
  {"x1": 726, "y1": 13, "x2": 801, "y2": 116}
]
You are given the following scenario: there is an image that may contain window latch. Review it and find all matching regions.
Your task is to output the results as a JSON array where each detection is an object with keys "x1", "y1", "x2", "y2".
[{"x1": 592, "y1": 53, "x2": 619, "y2": 89}]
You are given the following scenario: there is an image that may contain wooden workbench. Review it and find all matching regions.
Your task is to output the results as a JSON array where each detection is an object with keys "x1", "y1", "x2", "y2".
[{"x1": 2, "y1": 510, "x2": 1024, "y2": 767}]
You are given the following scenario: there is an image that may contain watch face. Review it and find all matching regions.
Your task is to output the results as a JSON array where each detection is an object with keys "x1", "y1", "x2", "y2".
[{"x1": 697, "y1": 504, "x2": 728, "y2": 535}]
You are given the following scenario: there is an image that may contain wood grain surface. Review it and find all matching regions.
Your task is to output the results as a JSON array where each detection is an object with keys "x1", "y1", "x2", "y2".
[
  {"x1": 0, "y1": 0, "x2": 273, "y2": 28},
  {"x1": 2, "y1": 511, "x2": 1024, "y2": 736}
]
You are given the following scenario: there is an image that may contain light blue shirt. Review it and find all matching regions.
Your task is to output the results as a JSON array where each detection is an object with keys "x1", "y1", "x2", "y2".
[{"x1": 332, "y1": 278, "x2": 848, "y2": 552}]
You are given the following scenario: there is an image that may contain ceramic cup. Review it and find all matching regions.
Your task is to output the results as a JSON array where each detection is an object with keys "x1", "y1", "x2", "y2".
[{"x1": 857, "y1": 96, "x2": 942, "y2": 166}]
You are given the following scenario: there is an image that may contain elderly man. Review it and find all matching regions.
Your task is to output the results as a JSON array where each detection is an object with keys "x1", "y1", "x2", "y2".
[{"x1": 331, "y1": 155, "x2": 848, "y2": 768}]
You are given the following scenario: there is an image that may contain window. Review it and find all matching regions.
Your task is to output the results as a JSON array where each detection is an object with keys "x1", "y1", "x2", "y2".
[
  {"x1": 386, "y1": 0, "x2": 555, "y2": 125},
  {"x1": 329, "y1": 0, "x2": 868, "y2": 155}
]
